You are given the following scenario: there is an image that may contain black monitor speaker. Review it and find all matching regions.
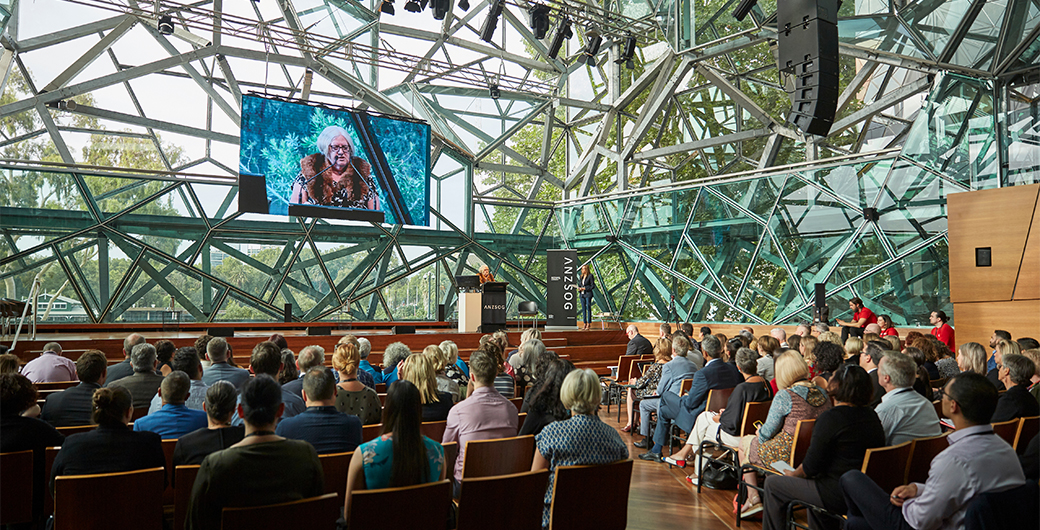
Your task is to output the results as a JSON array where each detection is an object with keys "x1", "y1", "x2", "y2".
[
  {"x1": 814, "y1": 283, "x2": 827, "y2": 309},
  {"x1": 284, "y1": 303, "x2": 292, "y2": 323},
  {"x1": 306, "y1": 327, "x2": 331, "y2": 336},
  {"x1": 392, "y1": 325, "x2": 416, "y2": 334},
  {"x1": 208, "y1": 327, "x2": 234, "y2": 337}
]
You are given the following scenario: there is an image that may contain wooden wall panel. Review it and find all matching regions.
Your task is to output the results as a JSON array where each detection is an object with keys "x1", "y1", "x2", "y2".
[
  {"x1": 947, "y1": 185, "x2": 1040, "y2": 303},
  {"x1": 1014, "y1": 203, "x2": 1040, "y2": 301},
  {"x1": 948, "y1": 300, "x2": 1040, "y2": 350}
]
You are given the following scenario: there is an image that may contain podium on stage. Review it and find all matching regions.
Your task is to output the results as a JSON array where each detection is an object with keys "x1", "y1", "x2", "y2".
[
  {"x1": 455, "y1": 276, "x2": 508, "y2": 333},
  {"x1": 480, "y1": 282, "x2": 508, "y2": 332}
]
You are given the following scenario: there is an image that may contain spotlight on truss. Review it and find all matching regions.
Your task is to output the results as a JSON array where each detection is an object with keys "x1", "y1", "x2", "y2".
[
  {"x1": 480, "y1": 0, "x2": 504, "y2": 42},
  {"x1": 528, "y1": 4, "x2": 551, "y2": 40},
  {"x1": 547, "y1": 18, "x2": 572, "y2": 59}
]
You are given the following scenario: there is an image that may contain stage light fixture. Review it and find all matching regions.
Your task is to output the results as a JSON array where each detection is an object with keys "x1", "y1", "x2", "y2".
[
  {"x1": 528, "y1": 4, "x2": 551, "y2": 40},
  {"x1": 157, "y1": 15, "x2": 174, "y2": 35},
  {"x1": 404, "y1": 0, "x2": 422, "y2": 13},
  {"x1": 580, "y1": 26, "x2": 602, "y2": 67},
  {"x1": 547, "y1": 18, "x2": 572, "y2": 59},
  {"x1": 489, "y1": 83, "x2": 501, "y2": 99},
  {"x1": 457, "y1": 0, "x2": 469, "y2": 9},
  {"x1": 479, "y1": 0, "x2": 504, "y2": 42},
  {"x1": 380, "y1": 0, "x2": 395, "y2": 15},
  {"x1": 615, "y1": 33, "x2": 636, "y2": 68},
  {"x1": 432, "y1": 0, "x2": 449, "y2": 19}
]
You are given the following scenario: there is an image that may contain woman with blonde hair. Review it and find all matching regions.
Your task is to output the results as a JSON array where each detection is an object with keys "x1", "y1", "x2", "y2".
[
  {"x1": 843, "y1": 337, "x2": 863, "y2": 363},
  {"x1": 989, "y1": 339, "x2": 1022, "y2": 390},
  {"x1": 736, "y1": 351, "x2": 832, "y2": 518},
  {"x1": 799, "y1": 335, "x2": 819, "y2": 374},
  {"x1": 439, "y1": 340, "x2": 469, "y2": 394},
  {"x1": 957, "y1": 342, "x2": 987, "y2": 376},
  {"x1": 423, "y1": 345, "x2": 460, "y2": 403},
  {"x1": 398, "y1": 354, "x2": 453, "y2": 421},
  {"x1": 333, "y1": 343, "x2": 382, "y2": 425},
  {"x1": 818, "y1": 331, "x2": 842, "y2": 346},
  {"x1": 620, "y1": 338, "x2": 671, "y2": 432}
]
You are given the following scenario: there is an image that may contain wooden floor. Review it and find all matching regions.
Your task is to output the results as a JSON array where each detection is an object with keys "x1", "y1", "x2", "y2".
[{"x1": 599, "y1": 407, "x2": 761, "y2": 530}]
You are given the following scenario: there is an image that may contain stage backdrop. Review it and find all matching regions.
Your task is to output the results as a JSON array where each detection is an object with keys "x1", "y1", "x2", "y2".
[{"x1": 547, "y1": 249, "x2": 578, "y2": 328}]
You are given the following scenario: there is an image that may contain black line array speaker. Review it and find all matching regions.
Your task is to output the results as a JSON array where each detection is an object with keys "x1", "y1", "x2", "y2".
[
  {"x1": 777, "y1": 0, "x2": 840, "y2": 136},
  {"x1": 283, "y1": 303, "x2": 292, "y2": 323},
  {"x1": 814, "y1": 283, "x2": 827, "y2": 309},
  {"x1": 437, "y1": 304, "x2": 446, "y2": 322},
  {"x1": 392, "y1": 325, "x2": 416, "y2": 334},
  {"x1": 306, "y1": 327, "x2": 331, "y2": 336},
  {"x1": 208, "y1": 327, "x2": 234, "y2": 337}
]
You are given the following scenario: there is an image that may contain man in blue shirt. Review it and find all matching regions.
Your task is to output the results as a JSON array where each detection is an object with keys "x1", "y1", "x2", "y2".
[
  {"x1": 134, "y1": 371, "x2": 208, "y2": 439},
  {"x1": 357, "y1": 338, "x2": 381, "y2": 385},
  {"x1": 276, "y1": 367, "x2": 362, "y2": 454},
  {"x1": 202, "y1": 337, "x2": 250, "y2": 390}
]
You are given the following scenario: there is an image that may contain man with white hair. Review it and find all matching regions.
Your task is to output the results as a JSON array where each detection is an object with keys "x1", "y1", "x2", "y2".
[
  {"x1": 795, "y1": 323, "x2": 811, "y2": 338},
  {"x1": 634, "y1": 335, "x2": 698, "y2": 450},
  {"x1": 770, "y1": 328, "x2": 788, "y2": 349},
  {"x1": 625, "y1": 325, "x2": 653, "y2": 356},
  {"x1": 813, "y1": 322, "x2": 829, "y2": 336},
  {"x1": 875, "y1": 351, "x2": 941, "y2": 445},
  {"x1": 283, "y1": 345, "x2": 326, "y2": 399},
  {"x1": 108, "y1": 343, "x2": 165, "y2": 409},
  {"x1": 202, "y1": 337, "x2": 251, "y2": 389},
  {"x1": 105, "y1": 333, "x2": 146, "y2": 385},
  {"x1": 356, "y1": 338, "x2": 380, "y2": 384}
]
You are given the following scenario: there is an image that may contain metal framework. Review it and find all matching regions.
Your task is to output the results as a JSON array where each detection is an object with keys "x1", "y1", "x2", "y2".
[{"x1": 1, "y1": 0, "x2": 1038, "y2": 324}]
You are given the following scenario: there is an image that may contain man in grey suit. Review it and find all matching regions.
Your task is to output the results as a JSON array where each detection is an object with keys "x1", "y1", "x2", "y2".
[
  {"x1": 635, "y1": 334, "x2": 699, "y2": 449},
  {"x1": 104, "y1": 333, "x2": 146, "y2": 386},
  {"x1": 108, "y1": 343, "x2": 165, "y2": 409},
  {"x1": 202, "y1": 337, "x2": 251, "y2": 390}
]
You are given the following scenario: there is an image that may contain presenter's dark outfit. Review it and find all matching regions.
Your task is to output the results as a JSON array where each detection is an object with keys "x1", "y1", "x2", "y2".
[{"x1": 579, "y1": 274, "x2": 595, "y2": 329}]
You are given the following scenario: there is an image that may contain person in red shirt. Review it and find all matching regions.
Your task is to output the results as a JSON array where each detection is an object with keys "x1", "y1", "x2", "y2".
[
  {"x1": 877, "y1": 314, "x2": 899, "y2": 338},
  {"x1": 929, "y1": 310, "x2": 956, "y2": 353},
  {"x1": 836, "y1": 297, "x2": 877, "y2": 343}
]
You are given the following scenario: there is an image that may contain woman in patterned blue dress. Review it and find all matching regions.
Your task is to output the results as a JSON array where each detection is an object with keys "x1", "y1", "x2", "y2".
[
  {"x1": 532, "y1": 369, "x2": 629, "y2": 529},
  {"x1": 343, "y1": 380, "x2": 445, "y2": 515}
]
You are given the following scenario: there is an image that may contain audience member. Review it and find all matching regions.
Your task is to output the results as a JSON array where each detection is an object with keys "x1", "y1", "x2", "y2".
[
  {"x1": 202, "y1": 337, "x2": 250, "y2": 389},
  {"x1": 277, "y1": 367, "x2": 362, "y2": 454},
  {"x1": 844, "y1": 337, "x2": 864, "y2": 365},
  {"x1": 425, "y1": 344, "x2": 460, "y2": 402},
  {"x1": 874, "y1": 352, "x2": 941, "y2": 445},
  {"x1": 278, "y1": 349, "x2": 299, "y2": 385},
  {"x1": 344, "y1": 380, "x2": 445, "y2": 516},
  {"x1": 267, "y1": 333, "x2": 289, "y2": 351},
  {"x1": 442, "y1": 349, "x2": 518, "y2": 496},
  {"x1": 840, "y1": 372, "x2": 1026, "y2": 530},
  {"x1": 989, "y1": 339, "x2": 1020, "y2": 391},
  {"x1": 884, "y1": 335, "x2": 901, "y2": 353},
  {"x1": 42, "y1": 350, "x2": 107, "y2": 426},
  {"x1": 643, "y1": 335, "x2": 743, "y2": 462},
  {"x1": 520, "y1": 359, "x2": 576, "y2": 436},
  {"x1": 108, "y1": 343, "x2": 165, "y2": 409},
  {"x1": 105, "y1": 333, "x2": 146, "y2": 385},
  {"x1": 532, "y1": 369, "x2": 628, "y2": 529},
  {"x1": 173, "y1": 381, "x2": 245, "y2": 466},
  {"x1": 634, "y1": 334, "x2": 699, "y2": 450},
  {"x1": 787, "y1": 334, "x2": 801, "y2": 355},
  {"x1": 283, "y1": 345, "x2": 326, "y2": 399},
  {"x1": 148, "y1": 347, "x2": 208, "y2": 414},
  {"x1": 988, "y1": 330, "x2": 1012, "y2": 371},
  {"x1": 659, "y1": 323, "x2": 672, "y2": 341},
  {"x1": 231, "y1": 342, "x2": 306, "y2": 425},
  {"x1": 482, "y1": 343, "x2": 516, "y2": 399},
  {"x1": 333, "y1": 342, "x2": 382, "y2": 425},
  {"x1": 756, "y1": 335, "x2": 781, "y2": 381},
  {"x1": 187, "y1": 375, "x2": 323, "y2": 530},
  {"x1": 357, "y1": 338, "x2": 380, "y2": 385},
  {"x1": 625, "y1": 325, "x2": 653, "y2": 356},
  {"x1": 0, "y1": 353, "x2": 20, "y2": 374},
  {"x1": 864, "y1": 323, "x2": 882, "y2": 336},
  {"x1": 933, "y1": 340, "x2": 960, "y2": 380},
  {"x1": 440, "y1": 340, "x2": 469, "y2": 392},
  {"x1": 991, "y1": 354, "x2": 1040, "y2": 422},
  {"x1": 400, "y1": 353, "x2": 454, "y2": 421},
  {"x1": 381, "y1": 341, "x2": 411, "y2": 385},
  {"x1": 514, "y1": 339, "x2": 547, "y2": 390},
  {"x1": 903, "y1": 347, "x2": 934, "y2": 400},
  {"x1": 337, "y1": 335, "x2": 375, "y2": 389},
  {"x1": 810, "y1": 342, "x2": 843, "y2": 390},
  {"x1": 877, "y1": 314, "x2": 897, "y2": 337},
  {"x1": 679, "y1": 335, "x2": 704, "y2": 371},
  {"x1": 155, "y1": 339, "x2": 176, "y2": 376},
  {"x1": 761, "y1": 365, "x2": 885, "y2": 530},
  {"x1": 134, "y1": 371, "x2": 208, "y2": 438},
  {"x1": 799, "y1": 335, "x2": 819, "y2": 374},
  {"x1": 818, "y1": 330, "x2": 841, "y2": 346},
  {"x1": 860, "y1": 341, "x2": 887, "y2": 408},
  {"x1": 737, "y1": 352, "x2": 832, "y2": 518},
  {"x1": 771, "y1": 328, "x2": 789, "y2": 349},
  {"x1": 836, "y1": 297, "x2": 877, "y2": 343},
  {"x1": 813, "y1": 322, "x2": 829, "y2": 336},
  {"x1": 957, "y1": 341, "x2": 988, "y2": 376},
  {"x1": 664, "y1": 348, "x2": 772, "y2": 480},
  {"x1": 1021, "y1": 348, "x2": 1040, "y2": 404},
  {"x1": 21, "y1": 342, "x2": 77, "y2": 384},
  {"x1": 1, "y1": 373, "x2": 65, "y2": 528},
  {"x1": 795, "y1": 323, "x2": 811, "y2": 338},
  {"x1": 621, "y1": 337, "x2": 670, "y2": 432},
  {"x1": 194, "y1": 334, "x2": 214, "y2": 367},
  {"x1": 1018, "y1": 337, "x2": 1040, "y2": 351}
]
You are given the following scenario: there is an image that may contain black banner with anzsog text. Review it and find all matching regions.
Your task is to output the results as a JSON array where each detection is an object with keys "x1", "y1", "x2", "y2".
[{"x1": 546, "y1": 249, "x2": 578, "y2": 328}]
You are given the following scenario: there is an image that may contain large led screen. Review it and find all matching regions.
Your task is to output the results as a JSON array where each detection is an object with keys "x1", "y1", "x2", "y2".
[{"x1": 238, "y1": 94, "x2": 431, "y2": 225}]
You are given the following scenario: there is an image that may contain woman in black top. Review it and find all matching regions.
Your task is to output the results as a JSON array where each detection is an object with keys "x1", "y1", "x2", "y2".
[
  {"x1": 578, "y1": 264, "x2": 595, "y2": 330},
  {"x1": 1, "y1": 373, "x2": 65, "y2": 528},
  {"x1": 399, "y1": 354, "x2": 453, "y2": 421},
  {"x1": 519, "y1": 359, "x2": 575, "y2": 435},
  {"x1": 173, "y1": 381, "x2": 245, "y2": 466},
  {"x1": 810, "y1": 341, "x2": 844, "y2": 389},
  {"x1": 759, "y1": 365, "x2": 885, "y2": 530}
]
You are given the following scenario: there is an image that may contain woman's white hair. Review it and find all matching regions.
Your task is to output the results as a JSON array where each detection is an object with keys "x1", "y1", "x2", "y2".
[
  {"x1": 560, "y1": 368, "x2": 601, "y2": 415},
  {"x1": 316, "y1": 126, "x2": 353, "y2": 158}
]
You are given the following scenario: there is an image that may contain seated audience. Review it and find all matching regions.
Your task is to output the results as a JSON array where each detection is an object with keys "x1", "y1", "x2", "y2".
[
  {"x1": 344, "y1": 380, "x2": 445, "y2": 515},
  {"x1": 202, "y1": 337, "x2": 250, "y2": 389},
  {"x1": 813, "y1": 322, "x2": 830, "y2": 336},
  {"x1": 919, "y1": 336, "x2": 943, "y2": 380},
  {"x1": 514, "y1": 339, "x2": 547, "y2": 390},
  {"x1": 1021, "y1": 348, "x2": 1040, "y2": 404},
  {"x1": 333, "y1": 343, "x2": 382, "y2": 426},
  {"x1": 105, "y1": 333, "x2": 145, "y2": 385},
  {"x1": 155, "y1": 340, "x2": 176, "y2": 377},
  {"x1": 643, "y1": 335, "x2": 743, "y2": 461},
  {"x1": 283, "y1": 345, "x2": 326, "y2": 399},
  {"x1": 757, "y1": 335, "x2": 781, "y2": 381},
  {"x1": 173, "y1": 381, "x2": 245, "y2": 466},
  {"x1": 989, "y1": 339, "x2": 1020, "y2": 391},
  {"x1": 883, "y1": 335, "x2": 900, "y2": 353},
  {"x1": 148, "y1": 347, "x2": 208, "y2": 414},
  {"x1": 787, "y1": 335, "x2": 801, "y2": 356},
  {"x1": 771, "y1": 328, "x2": 789, "y2": 349},
  {"x1": 874, "y1": 352, "x2": 941, "y2": 445},
  {"x1": 337, "y1": 336, "x2": 374, "y2": 389},
  {"x1": 520, "y1": 359, "x2": 576, "y2": 436},
  {"x1": 278, "y1": 349, "x2": 299, "y2": 385},
  {"x1": 134, "y1": 371, "x2": 208, "y2": 438},
  {"x1": 621, "y1": 337, "x2": 670, "y2": 432},
  {"x1": 357, "y1": 338, "x2": 380, "y2": 386},
  {"x1": 277, "y1": 367, "x2": 362, "y2": 454},
  {"x1": 840, "y1": 372, "x2": 1026, "y2": 530},
  {"x1": 818, "y1": 330, "x2": 842, "y2": 346},
  {"x1": 481, "y1": 342, "x2": 516, "y2": 399},
  {"x1": 737, "y1": 352, "x2": 832, "y2": 518},
  {"x1": 860, "y1": 341, "x2": 887, "y2": 408},
  {"x1": 795, "y1": 323, "x2": 811, "y2": 338},
  {"x1": 1019, "y1": 337, "x2": 1040, "y2": 350},
  {"x1": 957, "y1": 341, "x2": 987, "y2": 376},
  {"x1": 635, "y1": 334, "x2": 699, "y2": 449},
  {"x1": 664, "y1": 348, "x2": 773, "y2": 480},
  {"x1": 442, "y1": 349, "x2": 518, "y2": 496},
  {"x1": 381, "y1": 341, "x2": 412, "y2": 385},
  {"x1": 799, "y1": 335, "x2": 819, "y2": 376},
  {"x1": 877, "y1": 314, "x2": 898, "y2": 338},
  {"x1": 440, "y1": 340, "x2": 469, "y2": 392},
  {"x1": 991, "y1": 354, "x2": 1040, "y2": 422},
  {"x1": 0, "y1": 353, "x2": 20, "y2": 374},
  {"x1": 42, "y1": 350, "x2": 107, "y2": 426},
  {"x1": 400, "y1": 353, "x2": 454, "y2": 421},
  {"x1": 810, "y1": 341, "x2": 843, "y2": 390},
  {"x1": 108, "y1": 343, "x2": 165, "y2": 409},
  {"x1": 231, "y1": 342, "x2": 306, "y2": 425},
  {"x1": 903, "y1": 347, "x2": 934, "y2": 400},
  {"x1": 625, "y1": 324, "x2": 654, "y2": 356},
  {"x1": 532, "y1": 369, "x2": 628, "y2": 529},
  {"x1": 1, "y1": 373, "x2": 65, "y2": 528},
  {"x1": 20, "y1": 342, "x2": 77, "y2": 384},
  {"x1": 933, "y1": 340, "x2": 960, "y2": 380},
  {"x1": 187, "y1": 375, "x2": 323, "y2": 530},
  {"x1": 425, "y1": 344, "x2": 460, "y2": 403},
  {"x1": 864, "y1": 323, "x2": 882, "y2": 336},
  {"x1": 844, "y1": 337, "x2": 864, "y2": 365},
  {"x1": 761, "y1": 365, "x2": 885, "y2": 530}
]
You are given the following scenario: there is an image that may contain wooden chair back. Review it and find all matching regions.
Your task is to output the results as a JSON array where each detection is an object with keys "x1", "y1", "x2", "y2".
[
  {"x1": 0, "y1": 450, "x2": 33, "y2": 525},
  {"x1": 378, "y1": 393, "x2": 387, "y2": 406},
  {"x1": 222, "y1": 493, "x2": 339, "y2": 530},
  {"x1": 44, "y1": 446, "x2": 60, "y2": 517},
  {"x1": 421, "y1": 420, "x2": 448, "y2": 441},
  {"x1": 161, "y1": 439, "x2": 177, "y2": 506},
  {"x1": 992, "y1": 418, "x2": 1020, "y2": 446},
  {"x1": 932, "y1": 400, "x2": 942, "y2": 419},
  {"x1": 461, "y1": 435, "x2": 536, "y2": 479},
  {"x1": 907, "y1": 432, "x2": 950, "y2": 484},
  {"x1": 375, "y1": 383, "x2": 387, "y2": 393},
  {"x1": 706, "y1": 387, "x2": 734, "y2": 413},
  {"x1": 548, "y1": 460, "x2": 633, "y2": 530},
  {"x1": 174, "y1": 465, "x2": 201, "y2": 530},
  {"x1": 517, "y1": 413, "x2": 527, "y2": 434},
  {"x1": 615, "y1": 356, "x2": 637, "y2": 382},
  {"x1": 680, "y1": 378, "x2": 694, "y2": 395},
  {"x1": 131, "y1": 407, "x2": 149, "y2": 421},
  {"x1": 55, "y1": 424, "x2": 97, "y2": 436},
  {"x1": 348, "y1": 480, "x2": 451, "y2": 530},
  {"x1": 456, "y1": 470, "x2": 550, "y2": 530},
  {"x1": 319, "y1": 452, "x2": 353, "y2": 495},
  {"x1": 1014, "y1": 416, "x2": 1039, "y2": 454},
  {"x1": 740, "y1": 401, "x2": 772, "y2": 437},
  {"x1": 442, "y1": 441, "x2": 458, "y2": 476},
  {"x1": 790, "y1": 419, "x2": 816, "y2": 467},
  {"x1": 509, "y1": 397, "x2": 524, "y2": 412},
  {"x1": 54, "y1": 467, "x2": 165, "y2": 530},
  {"x1": 34, "y1": 381, "x2": 78, "y2": 392},
  {"x1": 861, "y1": 440, "x2": 913, "y2": 493},
  {"x1": 362, "y1": 423, "x2": 383, "y2": 443}
]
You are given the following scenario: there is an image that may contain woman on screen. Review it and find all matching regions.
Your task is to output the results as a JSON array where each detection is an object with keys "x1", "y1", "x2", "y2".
[
  {"x1": 290, "y1": 126, "x2": 380, "y2": 210},
  {"x1": 478, "y1": 264, "x2": 495, "y2": 284}
]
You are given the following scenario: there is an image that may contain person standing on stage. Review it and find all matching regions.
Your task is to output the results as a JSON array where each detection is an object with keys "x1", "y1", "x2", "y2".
[
  {"x1": 578, "y1": 264, "x2": 595, "y2": 331},
  {"x1": 836, "y1": 297, "x2": 877, "y2": 343}
]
